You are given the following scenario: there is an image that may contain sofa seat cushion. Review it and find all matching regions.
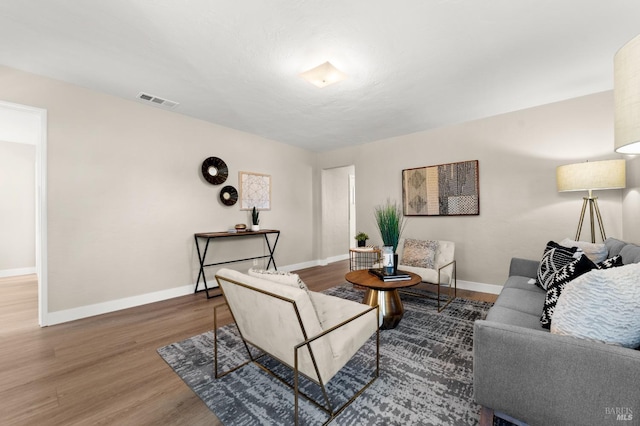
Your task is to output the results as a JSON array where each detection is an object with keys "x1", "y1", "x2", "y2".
[
  {"x1": 485, "y1": 306, "x2": 546, "y2": 331},
  {"x1": 486, "y1": 275, "x2": 546, "y2": 331},
  {"x1": 503, "y1": 275, "x2": 545, "y2": 293},
  {"x1": 493, "y1": 288, "x2": 545, "y2": 317}
]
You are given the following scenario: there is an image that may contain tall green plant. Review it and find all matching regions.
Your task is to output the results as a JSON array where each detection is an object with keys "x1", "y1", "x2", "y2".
[{"x1": 374, "y1": 199, "x2": 405, "y2": 252}]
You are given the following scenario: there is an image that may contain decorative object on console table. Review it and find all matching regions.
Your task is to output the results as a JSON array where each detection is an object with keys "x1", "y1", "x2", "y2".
[
  {"x1": 556, "y1": 159, "x2": 626, "y2": 243},
  {"x1": 374, "y1": 199, "x2": 405, "y2": 274},
  {"x1": 201, "y1": 157, "x2": 228, "y2": 185},
  {"x1": 402, "y1": 160, "x2": 479, "y2": 216},
  {"x1": 251, "y1": 206, "x2": 260, "y2": 231},
  {"x1": 240, "y1": 171, "x2": 271, "y2": 210},
  {"x1": 614, "y1": 32, "x2": 640, "y2": 154}
]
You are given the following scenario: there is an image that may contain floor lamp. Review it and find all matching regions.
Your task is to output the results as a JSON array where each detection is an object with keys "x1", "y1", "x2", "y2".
[
  {"x1": 557, "y1": 159, "x2": 626, "y2": 243},
  {"x1": 615, "y1": 32, "x2": 640, "y2": 154}
]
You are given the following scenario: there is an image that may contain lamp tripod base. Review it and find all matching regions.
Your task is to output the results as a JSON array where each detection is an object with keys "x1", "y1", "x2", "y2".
[{"x1": 575, "y1": 195, "x2": 606, "y2": 243}]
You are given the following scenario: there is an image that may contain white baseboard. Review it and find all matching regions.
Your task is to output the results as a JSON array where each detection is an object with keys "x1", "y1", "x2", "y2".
[
  {"x1": 457, "y1": 279, "x2": 502, "y2": 295},
  {"x1": 43, "y1": 256, "x2": 502, "y2": 326},
  {"x1": 324, "y1": 253, "x2": 349, "y2": 265},
  {"x1": 45, "y1": 284, "x2": 194, "y2": 326},
  {"x1": 279, "y1": 254, "x2": 348, "y2": 271},
  {"x1": 0, "y1": 267, "x2": 36, "y2": 278},
  {"x1": 279, "y1": 259, "x2": 323, "y2": 272}
]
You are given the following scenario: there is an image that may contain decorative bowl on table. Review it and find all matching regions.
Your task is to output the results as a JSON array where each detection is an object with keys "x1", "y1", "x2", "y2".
[{"x1": 235, "y1": 224, "x2": 247, "y2": 232}]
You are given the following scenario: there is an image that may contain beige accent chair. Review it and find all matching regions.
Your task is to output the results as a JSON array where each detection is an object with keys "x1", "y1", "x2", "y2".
[
  {"x1": 214, "y1": 268, "x2": 379, "y2": 425},
  {"x1": 396, "y1": 238, "x2": 457, "y2": 312}
]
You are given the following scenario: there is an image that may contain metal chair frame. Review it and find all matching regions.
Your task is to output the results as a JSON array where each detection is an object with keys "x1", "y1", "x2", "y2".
[
  {"x1": 213, "y1": 276, "x2": 380, "y2": 425},
  {"x1": 399, "y1": 260, "x2": 457, "y2": 312}
]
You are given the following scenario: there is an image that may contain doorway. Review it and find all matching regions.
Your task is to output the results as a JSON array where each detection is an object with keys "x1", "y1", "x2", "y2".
[
  {"x1": 320, "y1": 165, "x2": 356, "y2": 263},
  {"x1": 0, "y1": 101, "x2": 47, "y2": 326}
]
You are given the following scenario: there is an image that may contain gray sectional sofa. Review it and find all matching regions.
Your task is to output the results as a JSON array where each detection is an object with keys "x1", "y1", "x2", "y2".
[{"x1": 473, "y1": 238, "x2": 640, "y2": 426}]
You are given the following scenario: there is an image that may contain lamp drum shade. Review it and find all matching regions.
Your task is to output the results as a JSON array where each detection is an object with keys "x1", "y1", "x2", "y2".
[
  {"x1": 614, "y1": 33, "x2": 640, "y2": 154},
  {"x1": 556, "y1": 159, "x2": 626, "y2": 192}
]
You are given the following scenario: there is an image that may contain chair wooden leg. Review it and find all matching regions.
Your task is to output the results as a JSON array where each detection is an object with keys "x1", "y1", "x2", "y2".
[{"x1": 479, "y1": 406, "x2": 494, "y2": 426}]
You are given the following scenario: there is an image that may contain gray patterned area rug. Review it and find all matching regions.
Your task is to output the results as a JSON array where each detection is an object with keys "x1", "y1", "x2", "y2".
[{"x1": 158, "y1": 285, "x2": 493, "y2": 425}]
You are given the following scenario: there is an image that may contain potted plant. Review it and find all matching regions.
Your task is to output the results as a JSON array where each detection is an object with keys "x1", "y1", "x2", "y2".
[
  {"x1": 251, "y1": 206, "x2": 260, "y2": 231},
  {"x1": 355, "y1": 232, "x2": 369, "y2": 247},
  {"x1": 374, "y1": 199, "x2": 405, "y2": 273}
]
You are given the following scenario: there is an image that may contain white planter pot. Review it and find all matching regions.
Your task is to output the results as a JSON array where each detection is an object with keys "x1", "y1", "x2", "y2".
[{"x1": 251, "y1": 224, "x2": 260, "y2": 231}]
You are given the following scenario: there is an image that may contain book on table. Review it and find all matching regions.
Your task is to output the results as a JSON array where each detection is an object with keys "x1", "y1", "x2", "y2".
[{"x1": 368, "y1": 268, "x2": 411, "y2": 281}]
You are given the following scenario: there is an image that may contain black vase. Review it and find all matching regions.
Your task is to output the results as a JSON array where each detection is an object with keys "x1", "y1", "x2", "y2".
[
  {"x1": 393, "y1": 253, "x2": 399, "y2": 274},
  {"x1": 358, "y1": 240, "x2": 366, "y2": 247}
]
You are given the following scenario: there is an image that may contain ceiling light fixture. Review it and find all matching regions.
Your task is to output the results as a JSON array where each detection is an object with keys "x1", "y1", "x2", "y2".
[{"x1": 299, "y1": 61, "x2": 347, "y2": 88}]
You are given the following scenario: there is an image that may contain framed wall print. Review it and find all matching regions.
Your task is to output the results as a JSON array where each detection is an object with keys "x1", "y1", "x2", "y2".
[
  {"x1": 239, "y1": 171, "x2": 271, "y2": 210},
  {"x1": 402, "y1": 160, "x2": 479, "y2": 216}
]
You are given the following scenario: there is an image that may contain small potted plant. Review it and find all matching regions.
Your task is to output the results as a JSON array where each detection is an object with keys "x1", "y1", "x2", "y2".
[
  {"x1": 355, "y1": 232, "x2": 369, "y2": 247},
  {"x1": 251, "y1": 206, "x2": 260, "y2": 231}
]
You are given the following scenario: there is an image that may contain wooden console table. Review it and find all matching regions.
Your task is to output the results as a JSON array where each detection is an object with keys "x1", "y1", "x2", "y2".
[{"x1": 194, "y1": 229, "x2": 280, "y2": 298}]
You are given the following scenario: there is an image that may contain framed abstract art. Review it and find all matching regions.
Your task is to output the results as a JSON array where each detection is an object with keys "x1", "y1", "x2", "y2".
[
  {"x1": 402, "y1": 160, "x2": 479, "y2": 216},
  {"x1": 239, "y1": 171, "x2": 271, "y2": 210}
]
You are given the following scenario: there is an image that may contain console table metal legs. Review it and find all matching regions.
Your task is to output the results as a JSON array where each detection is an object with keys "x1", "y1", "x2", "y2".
[{"x1": 194, "y1": 229, "x2": 280, "y2": 299}]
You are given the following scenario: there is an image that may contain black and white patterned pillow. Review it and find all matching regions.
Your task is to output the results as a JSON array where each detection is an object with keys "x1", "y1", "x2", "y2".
[
  {"x1": 536, "y1": 241, "x2": 582, "y2": 290},
  {"x1": 540, "y1": 254, "x2": 596, "y2": 329},
  {"x1": 597, "y1": 255, "x2": 623, "y2": 270}
]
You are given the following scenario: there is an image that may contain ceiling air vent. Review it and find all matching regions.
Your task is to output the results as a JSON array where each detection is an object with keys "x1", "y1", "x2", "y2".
[{"x1": 136, "y1": 92, "x2": 179, "y2": 109}]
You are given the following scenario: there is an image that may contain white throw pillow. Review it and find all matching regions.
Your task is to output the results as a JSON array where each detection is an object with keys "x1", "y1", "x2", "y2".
[
  {"x1": 550, "y1": 263, "x2": 640, "y2": 349},
  {"x1": 559, "y1": 238, "x2": 608, "y2": 264},
  {"x1": 247, "y1": 268, "x2": 310, "y2": 292}
]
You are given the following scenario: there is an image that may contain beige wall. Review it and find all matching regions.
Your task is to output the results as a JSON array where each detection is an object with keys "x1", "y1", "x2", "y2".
[
  {"x1": 318, "y1": 91, "x2": 625, "y2": 285},
  {"x1": 623, "y1": 155, "x2": 640, "y2": 243},
  {"x1": 0, "y1": 63, "x2": 633, "y2": 319},
  {"x1": 0, "y1": 140, "x2": 35, "y2": 272},
  {"x1": 0, "y1": 65, "x2": 316, "y2": 313}
]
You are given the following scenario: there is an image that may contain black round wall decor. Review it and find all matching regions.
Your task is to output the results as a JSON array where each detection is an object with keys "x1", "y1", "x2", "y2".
[
  {"x1": 219, "y1": 185, "x2": 238, "y2": 206},
  {"x1": 201, "y1": 157, "x2": 228, "y2": 185}
]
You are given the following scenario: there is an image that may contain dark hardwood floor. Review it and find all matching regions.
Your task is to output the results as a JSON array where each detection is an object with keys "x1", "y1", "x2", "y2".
[{"x1": 0, "y1": 260, "x2": 496, "y2": 425}]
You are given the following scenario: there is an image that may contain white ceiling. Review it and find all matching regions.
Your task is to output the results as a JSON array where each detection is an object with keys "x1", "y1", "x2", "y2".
[{"x1": 1, "y1": 1, "x2": 639, "y2": 152}]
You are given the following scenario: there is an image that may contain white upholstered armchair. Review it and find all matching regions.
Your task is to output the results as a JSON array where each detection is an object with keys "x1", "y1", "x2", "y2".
[
  {"x1": 396, "y1": 238, "x2": 457, "y2": 312},
  {"x1": 214, "y1": 268, "x2": 379, "y2": 425}
]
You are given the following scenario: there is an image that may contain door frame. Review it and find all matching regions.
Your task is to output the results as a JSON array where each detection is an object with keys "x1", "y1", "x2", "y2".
[{"x1": 0, "y1": 100, "x2": 48, "y2": 326}]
